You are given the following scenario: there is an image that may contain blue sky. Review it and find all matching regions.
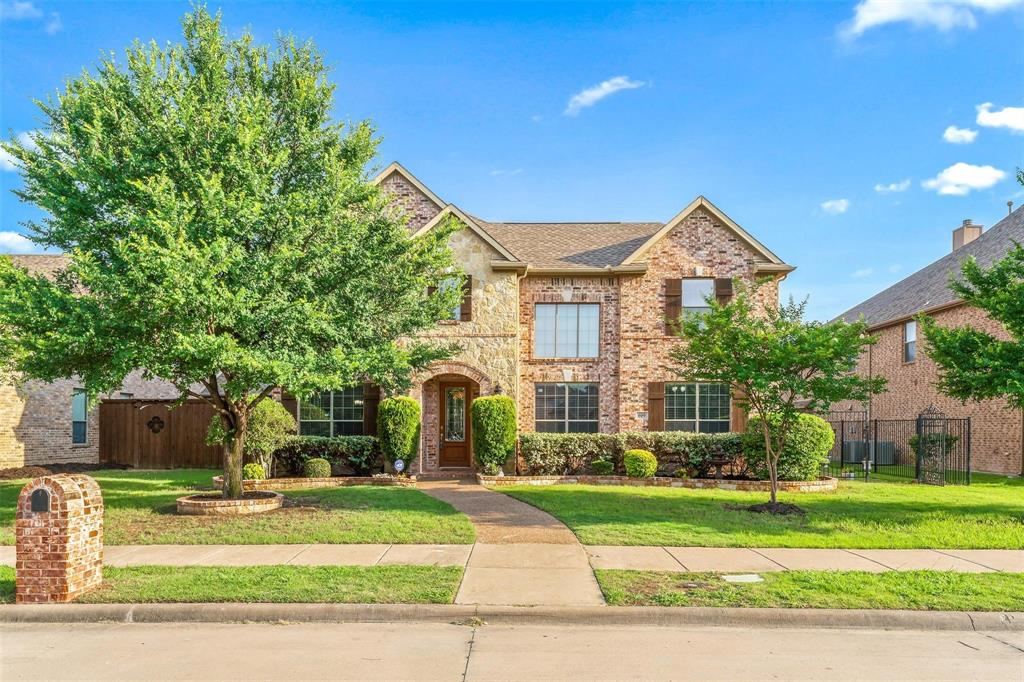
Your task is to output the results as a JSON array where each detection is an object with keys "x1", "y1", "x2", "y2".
[{"x1": 2, "y1": 1, "x2": 1022, "y2": 320}]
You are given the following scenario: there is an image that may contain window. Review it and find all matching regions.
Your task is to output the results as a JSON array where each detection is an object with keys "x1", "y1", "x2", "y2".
[
  {"x1": 904, "y1": 320, "x2": 917, "y2": 363},
  {"x1": 533, "y1": 303, "x2": 599, "y2": 358},
  {"x1": 665, "y1": 383, "x2": 731, "y2": 433},
  {"x1": 299, "y1": 387, "x2": 364, "y2": 437},
  {"x1": 118, "y1": 392, "x2": 134, "y2": 399},
  {"x1": 439, "y1": 276, "x2": 463, "y2": 321},
  {"x1": 71, "y1": 389, "x2": 88, "y2": 444},
  {"x1": 683, "y1": 279, "x2": 715, "y2": 318},
  {"x1": 534, "y1": 383, "x2": 599, "y2": 432}
]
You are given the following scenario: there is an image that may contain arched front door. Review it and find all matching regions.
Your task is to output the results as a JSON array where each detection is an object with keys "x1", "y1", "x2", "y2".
[{"x1": 438, "y1": 380, "x2": 472, "y2": 467}]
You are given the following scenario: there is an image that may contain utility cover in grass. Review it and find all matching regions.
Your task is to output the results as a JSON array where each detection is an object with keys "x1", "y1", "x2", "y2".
[{"x1": 723, "y1": 574, "x2": 764, "y2": 583}]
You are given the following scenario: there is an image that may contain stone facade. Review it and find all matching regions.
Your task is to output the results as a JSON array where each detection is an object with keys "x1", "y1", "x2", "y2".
[{"x1": 838, "y1": 305, "x2": 1023, "y2": 475}]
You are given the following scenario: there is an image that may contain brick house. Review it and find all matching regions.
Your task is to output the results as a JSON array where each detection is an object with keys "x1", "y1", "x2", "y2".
[
  {"x1": 835, "y1": 207, "x2": 1024, "y2": 476},
  {"x1": 1, "y1": 163, "x2": 794, "y2": 473}
]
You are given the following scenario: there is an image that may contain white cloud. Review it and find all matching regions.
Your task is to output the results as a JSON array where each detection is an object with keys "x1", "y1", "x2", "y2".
[
  {"x1": 943, "y1": 125, "x2": 978, "y2": 143},
  {"x1": 43, "y1": 10, "x2": 60, "y2": 34},
  {"x1": 564, "y1": 76, "x2": 645, "y2": 116},
  {"x1": 874, "y1": 179, "x2": 911, "y2": 193},
  {"x1": 820, "y1": 198, "x2": 850, "y2": 214},
  {"x1": 976, "y1": 102, "x2": 1024, "y2": 132},
  {"x1": 0, "y1": 131, "x2": 39, "y2": 171},
  {"x1": 841, "y1": 0, "x2": 1024, "y2": 38},
  {"x1": 0, "y1": 231, "x2": 44, "y2": 254},
  {"x1": 530, "y1": 115, "x2": 543, "y2": 123},
  {"x1": 922, "y1": 162, "x2": 1006, "y2": 195},
  {"x1": 852, "y1": 267, "x2": 874, "y2": 278},
  {"x1": 0, "y1": 1, "x2": 42, "y2": 19},
  {"x1": 489, "y1": 168, "x2": 524, "y2": 177},
  {"x1": 888, "y1": 264, "x2": 903, "y2": 273}
]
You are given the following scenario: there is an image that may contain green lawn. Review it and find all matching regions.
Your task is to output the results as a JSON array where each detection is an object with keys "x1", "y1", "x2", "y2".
[
  {"x1": 501, "y1": 476, "x2": 1024, "y2": 548},
  {"x1": 0, "y1": 565, "x2": 462, "y2": 604},
  {"x1": 0, "y1": 469, "x2": 475, "y2": 545},
  {"x1": 596, "y1": 569, "x2": 1024, "y2": 610}
]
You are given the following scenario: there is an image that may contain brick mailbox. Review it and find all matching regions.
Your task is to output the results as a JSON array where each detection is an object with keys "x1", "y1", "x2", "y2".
[{"x1": 15, "y1": 474, "x2": 104, "y2": 603}]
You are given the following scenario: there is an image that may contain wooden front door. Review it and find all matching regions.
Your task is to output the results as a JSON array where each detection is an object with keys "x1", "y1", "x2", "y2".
[{"x1": 439, "y1": 381, "x2": 472, "y2": 467}]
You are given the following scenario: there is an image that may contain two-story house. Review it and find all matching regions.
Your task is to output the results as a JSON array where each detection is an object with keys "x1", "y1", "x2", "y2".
[{"x1": 296, "y1": 163, "x2": 794, "y2": 474}]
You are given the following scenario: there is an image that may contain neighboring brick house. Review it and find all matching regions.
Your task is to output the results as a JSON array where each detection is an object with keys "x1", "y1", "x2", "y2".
[
  {"x1": 835, "y1": 207, "x2": 1024, "y2": 476},
  {"x1": 298, "y1": 163, "x2": 794, "y2": 474}
]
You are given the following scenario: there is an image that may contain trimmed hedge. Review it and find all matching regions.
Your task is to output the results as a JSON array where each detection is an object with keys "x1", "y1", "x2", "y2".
[
  {"x1": 273, "y1": 435, "x2": 378, "y2": 476},
  {"x1": 518, "y1": 431, "x2": 744, "y2": 476},
  {"x1": 303, "y1": 457, "x2": 332, "y2": 478},
  {"x1": 624, "y1": 449, "x2": 658, "y2": 478},
  {"x1": 377, "y1": 396, "x2": 421, "y2": 472},
  {"x1": 743, "y1": 413, "x2": 834, "y2": 482},
  {"x1": 471, "y1": 395, "x2": 517, "y2": 473}
]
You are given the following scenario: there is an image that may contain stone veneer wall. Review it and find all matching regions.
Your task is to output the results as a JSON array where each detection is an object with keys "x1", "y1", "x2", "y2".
[
  {"x1": 1, "y1": 370, "x2": 179, "y2": 469},
  {"x1": 838, "y1": 305, "x2": 1023, "y2": 475}
]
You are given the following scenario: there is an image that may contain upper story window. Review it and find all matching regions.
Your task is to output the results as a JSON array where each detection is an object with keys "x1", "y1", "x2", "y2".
[
  {"x1": 665, "y1": 278, "x2": 732, "y2": 334},
  {"x1": 534, "y1": 382, "x2": 599, "y2": 433},
  {"x1": 433, "y1": 276, "x2": 472, "y2": 322},
  {"x1": 682, "y1": 279, "x2": 715, "y2": 317},
  {"x1": 72, "y1": 388, "x2": 88, "y2": 444},
  {"x1": 903, "y1": 320, "x2": 917, "y2": 363},
  {"x1": 534, "y1": 303, "x2": 599, "y2": 358},
  {"x1": 665, "y1": 382, "x2": 731, "y2": 433},
  {"x1": 299, "y1": 387, "x2": 364, "y2": 437}
]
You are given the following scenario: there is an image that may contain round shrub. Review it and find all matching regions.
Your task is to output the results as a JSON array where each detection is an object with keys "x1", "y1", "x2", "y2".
[
  {"x1": 472, "y1": 395, "x2": 516, "y2": 472},
  {"x1": 377, "y1": 396, "x2": 420, "y2": 472},
  {"x1": 623, "y1": 449, "x2": 658, "y2": 478},
  {"x1": 743, "y1": 413, "x2": 834, "y2": 481},
  {"x1": 302, "y1": 457, "x2": 332, "y2": 479},
  {"x1": 590, "y1": 459, "x2": 615, "y2": 476},
  {"x1": 242, "y1": 463, "x2": 266, "y2": 481}
]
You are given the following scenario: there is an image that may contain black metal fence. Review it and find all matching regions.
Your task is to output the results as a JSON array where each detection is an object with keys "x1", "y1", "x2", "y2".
[{"x1": 824, "y1": 407, "x2": 971, "y2": 485}]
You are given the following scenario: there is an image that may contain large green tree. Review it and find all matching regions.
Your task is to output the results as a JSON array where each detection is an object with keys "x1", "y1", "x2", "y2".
[
  {"x1": 671, "y1": 281, "x2": 885, "y2": 507},
  {"x1": 921, "y1": 171, "x2": 1024, "y2": 415},
  {"x1": 0, "y1": 8, "x2": 462, "y2": 498}
]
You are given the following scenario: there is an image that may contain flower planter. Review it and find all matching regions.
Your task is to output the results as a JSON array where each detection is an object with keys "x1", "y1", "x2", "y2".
[
  {"x1": 210, "y1": 475, "x2": 417, "y2": 491},
  {"x1": 176, "y1": 491, "x2": 284, "y2": 516},
  {"x1": 477, "y1": 474, "x2": 838, "y2": 492}
]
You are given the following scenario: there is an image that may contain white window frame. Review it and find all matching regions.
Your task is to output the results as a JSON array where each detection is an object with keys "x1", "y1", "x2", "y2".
[
  {"x1": 682, "y1": 278, "x2": 715, "y2": 318},
  {"x1": 903, "y1": 320, "x2": 917, "y2": 363},
  {"x1": 533, "y1": 303, "x2": 600, "y2": 358}
]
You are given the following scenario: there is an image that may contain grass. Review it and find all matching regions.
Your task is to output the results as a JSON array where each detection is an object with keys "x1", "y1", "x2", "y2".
[
  {"x1": 501, "y1": 476, "x2": 1024, "y2": 548},
  {"x1": 0, "y1": 469, "x2": 475, "y2": 545},
  {"x1": 595, "y1": 569, "x2": 1024, "y2": 611},
  {"x1": 0, "y1": 565, "x2": 462, "y2": 604}
]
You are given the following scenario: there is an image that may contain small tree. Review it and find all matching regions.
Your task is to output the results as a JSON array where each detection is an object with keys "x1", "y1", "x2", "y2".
[
  {"x1": 0, "y1": 9, "x2": 462, "y2": 498},
  {"x1": 671, "y1": 281, "x2": 885, "y2": 509},
  {"x1": 240, "y1": 399, "x2": 296, "y2": 476},
  {"x1": 920, "y1": 169, "x2": 1024, "y2": 422}
]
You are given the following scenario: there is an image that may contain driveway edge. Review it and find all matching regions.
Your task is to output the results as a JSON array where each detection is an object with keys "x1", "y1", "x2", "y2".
[{"x1": 0, "y1": 603, "x2": 1020, "y2": 631}]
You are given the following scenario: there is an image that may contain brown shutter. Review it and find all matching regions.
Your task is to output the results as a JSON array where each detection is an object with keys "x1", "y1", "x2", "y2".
[
  {"x1": 715, "y1": 278, "x2": 734, "y2": 304},
  {"x1": 664, "y1": 279, "x2": 682, "y2": 334},
  {"x1": 362, "y1": 383, "x2": 380, "y2": 436},
  {"x1": 647, "y1": 382, "x2": 665, "y2": 431},
  {"x1": 730, "y1": 384, "x2": 747, "y2": 433},
  {"x1": 459, "y1": 277, "x2": 472, "y2": 321},
  {"x1": 280, "y1": 393, "x2": 298, "y2": 421}
]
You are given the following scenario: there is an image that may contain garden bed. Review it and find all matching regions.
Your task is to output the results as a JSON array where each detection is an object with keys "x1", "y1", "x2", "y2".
[
  {"x1": 479, "y1": 474, "x2": 837, "y2": 492},
  {"x1": 211, "y1": 474, "x2": 417, "y2": 490}
]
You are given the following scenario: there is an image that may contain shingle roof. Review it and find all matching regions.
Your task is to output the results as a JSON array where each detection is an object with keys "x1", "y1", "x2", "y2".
[
  {"x1": 836, "y1": 205, "x2": 1024, "y2": 328},
  {"x1": 4, "y1": 254, "x2": 70, "y2": 280},
  {"x1": 472, "y1": 219, "x2": 663, "y2": 269}
]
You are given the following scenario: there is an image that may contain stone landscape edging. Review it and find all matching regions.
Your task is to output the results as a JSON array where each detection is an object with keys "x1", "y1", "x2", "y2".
[
  {"x1": 176, "y1": 491, "x2": 284, "y2": 515},
  {"x1": 478, "y1": 474, "x2": 838, "y2": 492},
  {"x1": 0, "y1": 603, "x2": 1018, "y2": 631},
  {"x1": 210, "y1": 475, "x2": 417, "y2": 490}
]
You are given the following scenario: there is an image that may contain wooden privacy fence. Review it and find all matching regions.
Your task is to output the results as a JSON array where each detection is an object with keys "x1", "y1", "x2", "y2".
[{"x1": 99, "y1": 399, "x2": 221, "y2": 469}]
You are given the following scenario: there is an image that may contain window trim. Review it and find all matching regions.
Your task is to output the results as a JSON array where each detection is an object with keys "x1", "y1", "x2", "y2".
[
  {"x1": 664, "y1": 382, "x2": 732, "y2": 433},
  {"x1": 903, "y1": 320, "x2": 917, "y2": 364},
  {"x1": 533, "y1": 382, "x2": 600, "y2": 433},
  {"x1": 532, "y1": 302, "x2": 601, "y2": 359},
  {"x1": 71, "y1": 388, "x2": 88, "y2": 445},
  {"x1": 681, "y1": 278, "x2": 716, "y2": 318},
  {"x1": 298, "y1": 387, "x2": 365, "y2": 437}
]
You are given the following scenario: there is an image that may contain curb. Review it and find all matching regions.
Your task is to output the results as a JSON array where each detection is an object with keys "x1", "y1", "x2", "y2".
[{"x1": 0, "y1": 603, "x2": 1020, "y2": 631}]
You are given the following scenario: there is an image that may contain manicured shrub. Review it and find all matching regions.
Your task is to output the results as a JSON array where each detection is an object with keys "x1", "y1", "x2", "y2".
[
  {"x1": 377, "y1": 396, "x2": 420, "y2": 472},
  {"x1": 471, "y1": 395, "x2": 517, "y2": 472},
  {"x1": 623, "y1": 449, "x2": 658, "y2": 478},
  {"x1": 242, "y1": 463, "x2": 266, "y2": 480},
  {"x1": 273, "y1": 435, "x2": 378, "y2": 476},
  {"x1": 743, "y1": 413, "x2": 834, "y2": 481},
  {"x1": 303, "y1": 457, "x2": 332, "y2": 478},
  {"x1": 616, "y1": 431, "x2": 744, "y2": 478},
  {"x1": 244, "y1": 399, "x2": 297, "y2": 474},
  {"x1": 590, "y1": 458, "x2": 615, "y2": 475},
  {"x1": 519, "y1": 433, "x2": 617, "y2": 475}
]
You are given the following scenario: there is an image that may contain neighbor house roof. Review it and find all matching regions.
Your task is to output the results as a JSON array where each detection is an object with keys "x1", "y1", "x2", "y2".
[
  {"x1": 836, "y1": 205, "x2": 1024, "y2": 328},
  {"x1": 4, "y1": 254, "x2": 69, "y2": 279}
]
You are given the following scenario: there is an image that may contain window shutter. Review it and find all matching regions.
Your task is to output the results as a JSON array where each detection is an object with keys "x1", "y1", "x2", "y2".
[
  {"x1": 647, "y1": 382, "x2": 665, "y2": 431},
  {"x1": 460, "y1": 277, "x2": 473, "y2": 321},
  {"x1": 280, "y1": 393, "x2": 298, "y2": 420},
  {"x1": 729, "y1": 384, "x2": 746, "y2": 433},
  {"x1": 362, "y1": 383, "x2": 380, "y2": 436},
  {"x1": 664, "y1": 279, "x2": 682, "y2": 334},
  {"x1": 715, "y1": 278, "x2": 734, "y2": 304}
]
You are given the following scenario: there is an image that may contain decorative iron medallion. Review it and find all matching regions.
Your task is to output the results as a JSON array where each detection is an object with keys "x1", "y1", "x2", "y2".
[{"x1": 146, "y1": 416, "x2": 166, "y2": 434}]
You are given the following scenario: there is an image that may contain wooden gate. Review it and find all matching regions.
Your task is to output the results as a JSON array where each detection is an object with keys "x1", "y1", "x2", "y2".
[{"x1": 99, "y1": 399, "x2": 221, "y2": 468}]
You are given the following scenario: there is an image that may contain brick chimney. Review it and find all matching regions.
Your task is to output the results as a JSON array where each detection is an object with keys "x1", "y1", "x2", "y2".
[{"x1": 952, "y1": 219, "x2": 983, "y2": 251}]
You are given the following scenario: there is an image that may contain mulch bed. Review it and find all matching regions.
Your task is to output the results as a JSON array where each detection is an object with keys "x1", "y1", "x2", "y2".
[
  {"x1": 734, "y1": 501, "x2": 807, "y2": 516},
  {"x1": 0, "y1": 463, "x2": 130, "y2": 480}
]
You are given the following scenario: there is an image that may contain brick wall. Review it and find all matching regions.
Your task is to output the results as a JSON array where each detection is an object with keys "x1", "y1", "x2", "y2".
[
  {"x1": 840, "y1": 305, "x2": 1023, "y2": 475},
  {"x1": 377, "y1": 169, "x2": 443, "y2": 231}
]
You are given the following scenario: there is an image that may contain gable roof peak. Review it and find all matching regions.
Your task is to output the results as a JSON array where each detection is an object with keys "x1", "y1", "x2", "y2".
[{"x1": 371, "y1": 161, "x2": 446, "y2": 210}]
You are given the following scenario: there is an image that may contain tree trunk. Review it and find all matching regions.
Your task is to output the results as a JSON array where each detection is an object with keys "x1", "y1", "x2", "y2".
[
  {"x1": 768, "y1": 456, "x2": 779, "y2": 504},
  {"x1": 221, "y1": 406, "x2": 248, "y2": 499}
]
